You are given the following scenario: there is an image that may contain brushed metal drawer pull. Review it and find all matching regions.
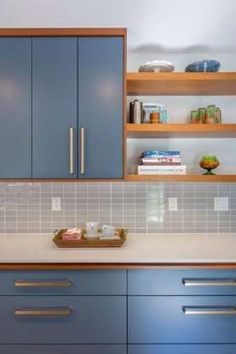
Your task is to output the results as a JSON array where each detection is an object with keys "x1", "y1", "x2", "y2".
[
  {"x1": 183, "y1": 306, "x2": 236, "y2": 315},
  {"x1": 69, "y1": 127, "x2": 74, "y2": 175},
  {"x1": 183, "y1": 279, "x2": 236, "y2": 287},
  {"x1": 14, "y1": 307, "x2": 72, "y2": 317},
  {"x1": 14, "y1": 279, "x2": 73, "y2": 288},
  {"x1": 80, "y1": 126, "x2": 85, "y2": 175}
]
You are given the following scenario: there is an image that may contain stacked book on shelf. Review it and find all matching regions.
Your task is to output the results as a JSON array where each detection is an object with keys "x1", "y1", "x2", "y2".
[{"x1": 138, "y1": 151, "x2": 186, "y2": 175}]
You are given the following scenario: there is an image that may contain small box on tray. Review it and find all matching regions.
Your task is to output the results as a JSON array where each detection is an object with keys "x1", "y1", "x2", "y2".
[{"x1": 62, "y1": 228, "x2": 82, "y2": 240}]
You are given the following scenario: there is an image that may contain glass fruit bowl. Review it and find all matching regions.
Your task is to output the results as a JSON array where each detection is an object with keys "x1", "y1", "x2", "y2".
[{"x1": 199, "y1": 156, "x2": 219, "y2": 175}]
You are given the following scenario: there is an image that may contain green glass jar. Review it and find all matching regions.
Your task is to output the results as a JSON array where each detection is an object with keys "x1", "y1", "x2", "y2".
[
  {"x1": 190, "y1": 110, "x2": 199, "y2": 124},
  {"x1": 198, "y1": 108, "x2": 206, "y2": 123}
]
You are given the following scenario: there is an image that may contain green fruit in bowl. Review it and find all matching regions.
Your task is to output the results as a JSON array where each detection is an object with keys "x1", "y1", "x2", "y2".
[{"x1": 199, "y1": 156, "x2": 219, "y2": 175}]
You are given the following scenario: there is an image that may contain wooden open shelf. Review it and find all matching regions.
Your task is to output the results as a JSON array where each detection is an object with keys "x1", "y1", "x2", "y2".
[
  {"x1": 127, "y1": 72, "x2": 236, "y2": 96},
  {"x1": 126, "y1": 72, "x2": 236, "y2": 182},
  {"x1": 125, "y1": 174, "x2": 236, "y2": 183},
  {"x1": 126, "y1": 124, "x2": 236, "y2": 138}
]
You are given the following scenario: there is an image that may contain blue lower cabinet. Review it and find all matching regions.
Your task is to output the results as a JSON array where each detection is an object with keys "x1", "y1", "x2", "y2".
[
  {"x1": 0, "y1": 296, "x2": 126, "y2": 344},
  {"x1": 128, "y1": 296, "x2": 236, "y2": 344},
  {"x1": 0, "y1": 345, "x2": 126, "y2": 354},
  {"x1": 128, "y1": 345, "x2": 236, "y2": 354}
]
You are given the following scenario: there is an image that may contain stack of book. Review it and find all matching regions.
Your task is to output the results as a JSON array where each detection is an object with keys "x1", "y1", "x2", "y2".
[{"x1": 138, "y1": 151, "x2": 186, "y2": 175}]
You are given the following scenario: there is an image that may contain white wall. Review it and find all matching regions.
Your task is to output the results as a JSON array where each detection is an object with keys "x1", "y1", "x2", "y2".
[
  {"x1": 0, "y1": 0, "x2": 236, "y2": 53},
  {"x1": 1, "y1": 0, "x2": 236, "y2": 174}
]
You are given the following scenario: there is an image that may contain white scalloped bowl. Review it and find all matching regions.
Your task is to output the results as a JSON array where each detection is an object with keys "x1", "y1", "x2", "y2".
[{"x1": 139, "y1": 60, "x2": 175, "y2": 72}]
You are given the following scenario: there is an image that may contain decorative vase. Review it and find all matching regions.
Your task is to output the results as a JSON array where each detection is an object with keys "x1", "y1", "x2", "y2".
[
  {"x1": 199, "y1": 156, "x2": 219, "y2": 175},
  {"x1": 185, "y1": 60, "x2": 221, "y2": 72}
]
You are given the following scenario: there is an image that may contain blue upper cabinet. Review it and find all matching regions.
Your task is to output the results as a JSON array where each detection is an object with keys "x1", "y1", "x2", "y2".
[
  {"x1": 78, "y1": 37, "x2": 124, "y2": 179},
  {"x1": 0, "y1": 32, "x2": 125, "y2": 179},
  {"x1": 32, "y1": 38, "x2": 78, "y2": 178},
  {"x1": 0, "y1": 38, "x2": 31, "y2": 178}
]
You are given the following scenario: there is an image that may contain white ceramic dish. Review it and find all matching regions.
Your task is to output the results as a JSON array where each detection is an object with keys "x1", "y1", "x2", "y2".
[{"x1": 139, "y1": 60, "x2": 175, "y2": 72}]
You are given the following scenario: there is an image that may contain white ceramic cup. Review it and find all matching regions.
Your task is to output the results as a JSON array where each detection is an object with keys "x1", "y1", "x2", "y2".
[
  {"x1": 101, "y1": 225, "x2": 115, "y2": 238},
  {"x1": 86, "y1": 222, "x2": 99, "y2": 238}
]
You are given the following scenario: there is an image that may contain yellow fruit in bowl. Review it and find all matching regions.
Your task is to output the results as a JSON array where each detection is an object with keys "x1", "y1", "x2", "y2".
[{"x1": 199, "y1": 156, "x2": 219, "y2": 175}]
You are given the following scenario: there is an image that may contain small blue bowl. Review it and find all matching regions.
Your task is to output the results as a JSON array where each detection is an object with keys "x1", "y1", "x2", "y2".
[{"x1": 185, "y1": 60, "x2": 221, "y2": 72}]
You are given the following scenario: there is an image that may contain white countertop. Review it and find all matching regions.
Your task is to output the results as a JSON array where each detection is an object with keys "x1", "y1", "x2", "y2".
[{"x1": 0, "y1": 233, "x2": 236, "y2": 263}]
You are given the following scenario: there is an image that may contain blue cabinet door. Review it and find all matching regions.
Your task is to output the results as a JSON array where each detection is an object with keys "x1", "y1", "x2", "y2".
[
  {"x1": 78, "y1": 37, "x2": 123, "y2": 179},
  {"x1": 0, "y1": 38, "x2": 31, "y2": 178},
  {"x1": 32, "y1": 38, "x2": 77, "y2": 178}
]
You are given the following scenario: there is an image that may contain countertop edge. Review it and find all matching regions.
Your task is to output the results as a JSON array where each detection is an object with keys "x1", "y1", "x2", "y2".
[{"x1": 2, "y1": 262, "x2": 236, "y2": 270}]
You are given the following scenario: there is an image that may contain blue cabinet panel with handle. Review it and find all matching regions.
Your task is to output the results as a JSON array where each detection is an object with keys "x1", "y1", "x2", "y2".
[
  {"x1": 0, "y1": 35, "x2": 124, "y2": 179},
  {"x1": 0, "y1": 270, "x2": 126, "y2": 295},
  {"x1": 78, "y1": 37, "x2": 123, "y2": 178},
  {"x1": 2, "y1": 267, "x2": 236, "y2": 351},
  {"x1": 0, "y1": 345, "x2": 126, "y2": 354},
  {"x1": 0, "y1": 296, "x2": 126, "y2": 344},
  {"x1": 32, "y1": 38, "x2": 78, "y2": 178},
  {"x1": 0, "y1": 38, "x2": 31, "y2": 178},
  {"x1": 129, "y1": 345, "x2": 236, "y2": 354},
  {"x1": 129, "y1": 296, "x2": 236, "y2": 344},
  {"x1": 128, "y1": 269, "x2": 236, "y2": 295}
]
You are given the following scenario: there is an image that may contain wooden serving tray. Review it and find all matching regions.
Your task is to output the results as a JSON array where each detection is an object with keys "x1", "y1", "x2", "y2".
[{"x1": 53, "y1": 228, "x2": 127, "y2": 248}]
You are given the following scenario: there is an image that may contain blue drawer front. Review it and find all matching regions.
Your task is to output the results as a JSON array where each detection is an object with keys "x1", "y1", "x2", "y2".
[
  {"x1": 128, "y1": 269, "x2": 236, "y2": 295},
  {"x1": 129, "y1": 345, "x2": 236, "y2": 354},
  {"x1": 0, "y1": 345, "x2": 126, "y2": 354},
  {"x1": 128, "y1": 296, "x2": 236, "y2": 344},
  {"x1": 0, "y1": 270, "x2": 126, "y2": 295},
  {"x1": 0, "y1": 296, "x2": 126, "y2": 344}
]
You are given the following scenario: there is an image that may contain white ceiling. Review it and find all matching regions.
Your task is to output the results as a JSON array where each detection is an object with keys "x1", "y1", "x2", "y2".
[{"x1": 0, "y1": 0, "x2": 236, "y2": 52}]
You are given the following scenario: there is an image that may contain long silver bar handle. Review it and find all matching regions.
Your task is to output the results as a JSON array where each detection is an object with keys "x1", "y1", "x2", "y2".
[
  {"x1": 14, "y1": 279, "x2": 73, "y2": 288},
  {"x1": 183, "y1": 307, "x2": 236, "y2": 315},
  {"x1": 183, "y1": 279, "x2": 236, "y2": 287},
  {"x1": 80, "y1": 127, "x2": 85, "y2": 175},
  {"x1": 69, "y1": 127, "x2": 74, "y2": 175},
  {"x1": 14, "y1": 307, "x2": 72, "y2": 317}
]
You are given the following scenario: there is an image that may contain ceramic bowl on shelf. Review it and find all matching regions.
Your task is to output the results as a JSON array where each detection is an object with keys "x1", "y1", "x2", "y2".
[
  {"x1": 139, "y1": 60, "x2": 175, "y2": 73},
  {"x1": 199, "y1": 155, "x2": 220, "y2": 175},
  {"x1": 185, "y1": 60, "x2": 221, "y2": 72}
]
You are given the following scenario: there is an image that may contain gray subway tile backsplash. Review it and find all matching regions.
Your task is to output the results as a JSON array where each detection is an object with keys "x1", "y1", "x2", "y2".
[{"x1": 0, "y1": 182, "x2": 235, "y2": 233}]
